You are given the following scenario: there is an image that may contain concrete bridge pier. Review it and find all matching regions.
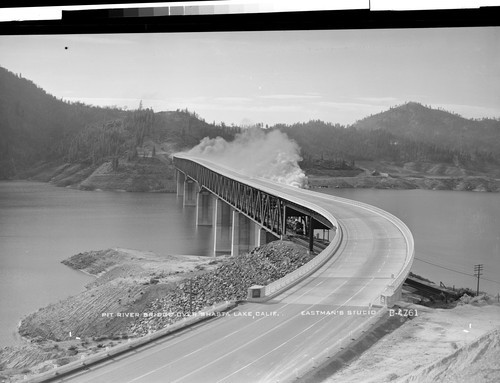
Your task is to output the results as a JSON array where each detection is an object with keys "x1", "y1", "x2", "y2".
[
  {"x1": 216, "y1": 205, "x2": 278, "y2": 256},
  {"x1": 231, "y1": 211, "x2": 242, "y2": 256},
  {"x1": 212, "y1": 197, "x2": 280, "y2": 256},
  {"x1": 232, "y1": 211, "x2": 264, "y2": 256},
  {"x1": 183, "y1": 178, "x2": 198, "y2": 206},
  {"x1": 255, "y1": 226, "x2": 275, "y2": 247},
  {"x1": 176, "y1": 170, "x2": 185, "y2": 197},
  {"x1": 196, "y1": 189, "x2": 214, "y2": 226},
  {"x1": 213, "y1": 198, "x2": 232, "y2": 256}
]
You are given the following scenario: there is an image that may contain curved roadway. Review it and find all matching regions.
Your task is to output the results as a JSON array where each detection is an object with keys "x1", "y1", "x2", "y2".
[{"x1": 55, "y1": 156, "x2": 412, "y2": 383}]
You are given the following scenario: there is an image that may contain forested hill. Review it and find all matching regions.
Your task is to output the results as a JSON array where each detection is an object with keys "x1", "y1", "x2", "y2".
[
  {"x1": 274, "y1": 103, "x2": 500, "y2": 172},
  {"x1": 353, "y1": 102, "x2": 500, "y2": 158},
  {"x1": 0, "y1": 66, "x2": 239, "y2": 179},
  {"x1": 0, "y1": 66, "x2": 128, "y2": 178}
]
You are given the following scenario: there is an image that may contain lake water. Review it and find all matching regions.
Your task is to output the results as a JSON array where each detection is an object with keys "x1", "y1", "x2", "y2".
[
  {"x1": 1, "y1": 182, "x2": 499, "y2": 348},
  {"x1": 0, "y1": 181, "x2": 213, "y2": 347}
]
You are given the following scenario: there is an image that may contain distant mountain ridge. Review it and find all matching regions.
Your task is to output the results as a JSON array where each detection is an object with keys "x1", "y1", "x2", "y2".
[
  {"x1": 353, "y1": 102, "x2": 500, "y2": 158},
  {"x1": 1, "y1": 66, "x2": 499, "y2": 185}
]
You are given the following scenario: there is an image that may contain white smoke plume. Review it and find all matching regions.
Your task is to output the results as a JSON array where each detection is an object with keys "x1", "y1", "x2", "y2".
[{"x1": 186, "y1": 129, "x2": 308, "y2": 188}]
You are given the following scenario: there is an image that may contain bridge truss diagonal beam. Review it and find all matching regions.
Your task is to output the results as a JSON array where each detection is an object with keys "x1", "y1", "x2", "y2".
[{"x1": 173, "y1": 157, "x2": 333, "y2": 238}]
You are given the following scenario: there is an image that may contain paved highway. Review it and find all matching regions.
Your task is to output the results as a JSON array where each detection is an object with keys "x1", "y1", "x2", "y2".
[{"x1": 55, "y1": 157, "x2": 411, "y2": 383}]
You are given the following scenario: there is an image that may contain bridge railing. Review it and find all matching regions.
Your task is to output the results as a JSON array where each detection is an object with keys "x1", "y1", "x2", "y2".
[
  {"x1": 285, "y1": 306, "x2": 388, "y2": 381},
  {"x1": 250, "y1": 179, "x2": 414, "y2": 303},
  {"x1": 256, "y1": 192, "x2": 413, "y2": 304},
  {"x1": 25, "y1": 301, "x2": 237, "y2": 383},
  {"x1": 329, "y1": 195, "x2": 415, "y2": 300},
  {"x1": 263, "y1": 207, "x2": 342, "y2": 299}
]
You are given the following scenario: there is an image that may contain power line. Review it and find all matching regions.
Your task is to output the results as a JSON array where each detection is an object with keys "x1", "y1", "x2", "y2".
[
  {"x1": 414, "y1": 257, "x2": 474, "y2": 277},
  {"x1": 414, "y1": 257, "x2": 500, "y2": 285},
  {"x1": 483, "y1": 277, "x2": 500, "y2": 285}
]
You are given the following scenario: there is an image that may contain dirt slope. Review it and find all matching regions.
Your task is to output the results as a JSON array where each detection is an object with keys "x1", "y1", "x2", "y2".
[{"x1": 322, "y1": 300, "x2": 500, "y2": 383}]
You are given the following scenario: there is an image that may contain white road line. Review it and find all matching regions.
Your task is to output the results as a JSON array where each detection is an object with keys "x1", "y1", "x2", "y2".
[
  {"x1": 72, "y1": 244, "x2": 344, "y2": 383},
  {"x1": 123, "y1": 278, "x2": 346, "y2": 383},
  {"x1": 66, "y1": 237, "x2": 349, "y2": 383},
  {"x1": 167, "y1": 281, "x2": 350, "y2": 383},
  {"x1": 217, "y1": 278, "x2": 375, "y2": 382}
]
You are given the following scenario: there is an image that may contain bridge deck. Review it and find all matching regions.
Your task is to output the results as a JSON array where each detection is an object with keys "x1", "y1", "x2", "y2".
[{"x1": 58, "y1": 155, "x2": 412, "y2": 383}]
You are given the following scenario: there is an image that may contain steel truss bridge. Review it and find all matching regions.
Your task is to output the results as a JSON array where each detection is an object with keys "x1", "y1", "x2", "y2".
[{"x1": 174, "y1": 155, "x2": 332, "y2": 255}]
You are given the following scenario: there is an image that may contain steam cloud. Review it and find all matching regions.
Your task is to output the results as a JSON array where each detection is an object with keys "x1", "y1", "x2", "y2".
[{"x1": 186, "y1": 129, "x2": 308, "y2": 188}]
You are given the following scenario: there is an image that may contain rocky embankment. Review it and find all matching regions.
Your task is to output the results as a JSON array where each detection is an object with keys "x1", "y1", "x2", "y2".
[
  {"x1": 131, "y1": 241, "x2": 313, "y2": 335},
  {"x1": 1, "y1": 241, "x2": 311, "y2": 382},
  {"x1": 22, "y1": 157, "x2": 177, "y2": 192}
]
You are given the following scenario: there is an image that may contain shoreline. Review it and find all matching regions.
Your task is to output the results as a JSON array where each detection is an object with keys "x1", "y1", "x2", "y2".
[
  {"x1": 0, "y1": 242, "x2": 315, "y2": 382},
  {"x1": 307, "y1": 174, "x2": 500, "y2": 193},
  {"x1": 4, "y1": 158, "x2": 500, "y2": 193},
  {"x1": 1, "y1": 248, "x2": 219, "y2": 381}
]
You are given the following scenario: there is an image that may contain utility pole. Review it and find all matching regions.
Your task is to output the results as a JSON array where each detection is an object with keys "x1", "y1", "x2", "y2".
[{"x1": 474, "y1": 264, "x2": 483, "y2": 296}]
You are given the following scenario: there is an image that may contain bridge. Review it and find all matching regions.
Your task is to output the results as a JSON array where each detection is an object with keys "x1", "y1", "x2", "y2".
[
  {"x1": 41, "y1": 153, "x2": 414, "y2": 383},
  {"x1": 173, "y1": 153, "x2": 413, "y2": 304}
]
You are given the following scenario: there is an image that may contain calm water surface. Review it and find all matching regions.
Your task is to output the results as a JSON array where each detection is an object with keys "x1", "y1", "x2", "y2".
[
  {"x1": 0, "y1": 181, "x2": 212, "y2": 347},
  {"x1": 318, "y1": 188, "x2": 500, "y2": 296},
  {"x1": 1, "y1": 182, "x2": 499, "y2": 348}
]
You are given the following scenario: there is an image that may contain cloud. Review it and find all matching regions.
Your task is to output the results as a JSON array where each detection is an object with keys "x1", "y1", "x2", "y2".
[
  {"x1": 259, "y1": 94, "x2": 322, "y2": 100},
  {"x1": 213, "y1": 96, "x2": 254, "y2": 103}
]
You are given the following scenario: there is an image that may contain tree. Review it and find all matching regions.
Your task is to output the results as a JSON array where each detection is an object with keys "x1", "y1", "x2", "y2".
[{"x1": 112, "y1": 157, "x2": 119, "y2": 171}]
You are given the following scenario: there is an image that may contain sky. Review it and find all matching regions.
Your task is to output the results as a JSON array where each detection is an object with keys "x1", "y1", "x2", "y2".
[{"x1": 1, "y1": 27, "x2": 499, "y2": 126}]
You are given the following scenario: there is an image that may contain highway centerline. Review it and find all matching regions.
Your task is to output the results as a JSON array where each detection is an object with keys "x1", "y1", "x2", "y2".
[
  {"x1": 215, "y1": 277, "x2": 376, "y2": 383},
  {"x1": 64, "y1": 273, "x2": 334, "y2": 383},
  {"x1": 132, "y1": 280, "x2": 350, "y2": 383}
]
